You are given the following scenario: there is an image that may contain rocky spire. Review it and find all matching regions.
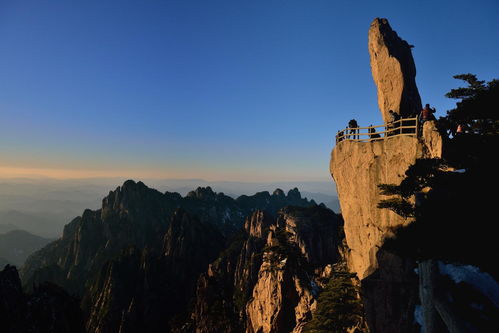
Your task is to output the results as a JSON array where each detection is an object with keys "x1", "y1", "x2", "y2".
[{"x1": 368, "y1": 18, "x2": 422, "y2": 122}]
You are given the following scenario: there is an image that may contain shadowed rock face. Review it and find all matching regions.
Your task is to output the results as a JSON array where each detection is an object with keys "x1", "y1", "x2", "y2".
[
  {"x1": 85, "y1": 210, "x2": 225, "y2": 333},
  {"x1": 0, "y1": 265, "x2": 84, "y2": 333},
  {"x1": 369, "y1": 18, "x2": 422, "y2": 122}
]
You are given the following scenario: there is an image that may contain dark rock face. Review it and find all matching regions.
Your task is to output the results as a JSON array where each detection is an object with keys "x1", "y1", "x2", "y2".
[
  {"x1": 0, "y1": 265, "x2": 26, "y2": 332},
  {"x1": 278, "y1": 206, "x2": 342, "y2": 267},
  {"x1": 192, "y1": 211, "x2": 271, "y2": 333},
  {"x1": 361, "y1": 251, "x2": 419, "y2": 333},
  {"x1": 286, "y1": 187, "x2": 301, "y2": 200},
  {"x1": 86, "y1": 210, "x2": 225, "y2": 333},
  {"x1": 0, "y1": 265, "x2": 84, "y2": 333},
  {"x1": 21, "y1": 181, "x2": 170, "y2": 295},
  {"x1": 20, "y1": 180, "x2": 317, "y2": 332},
  {"x1": 186, "y1": 186, "x2": 216, "y2": 199}
]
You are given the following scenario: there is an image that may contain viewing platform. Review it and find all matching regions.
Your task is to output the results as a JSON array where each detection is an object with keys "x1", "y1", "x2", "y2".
[{"x1": 335, "y1": 116, "x2": 420, "y2": 144}]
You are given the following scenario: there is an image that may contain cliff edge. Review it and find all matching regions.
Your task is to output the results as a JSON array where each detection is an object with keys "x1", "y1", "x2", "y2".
[
  {"x1": 330, "y1": 121, "x2": 442, "y2": 280},
  {"x1": 330, "y1": 18, "x2": 443, "y2": 332}
]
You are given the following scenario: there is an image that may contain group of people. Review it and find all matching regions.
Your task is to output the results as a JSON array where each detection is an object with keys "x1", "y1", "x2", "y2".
[
  {"x1": 336, "y1": 103, "x2": 438, "y2": 143},
  {"x1": 336, "y1": 119, "x2": 381, "y2": 141}
]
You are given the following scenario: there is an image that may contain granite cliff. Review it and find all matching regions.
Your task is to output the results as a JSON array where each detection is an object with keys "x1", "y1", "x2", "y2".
[
  {"x1": 331, "y1": 18, "x2": 443, "y2": 332},
  {"x1": 368, "y1": 18, "x2": 422, "y2": 122},
  {"x1": 331, "y1": 121, "x2": 442, "y2": 280},
  {"x1": 191, "y1": 205, "x2": 345, "y2": 333},
  {"x1": 18, "y1": 181, "x2": 335, "y2": 332}
]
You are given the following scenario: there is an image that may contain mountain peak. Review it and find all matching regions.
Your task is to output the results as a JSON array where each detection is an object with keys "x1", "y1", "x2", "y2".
[
  {"x1": 186, "y1": 186, "x2": 216, "y2": 200},
  {"x1": 272, "y1": 188, "x2": 285, "y2": 197},
  {"x1": 287, "y1": 187, "x2": 301, "y2": 200},
  {"x1": 121, "y1": 179, "x2": 148, "y2": 192}
]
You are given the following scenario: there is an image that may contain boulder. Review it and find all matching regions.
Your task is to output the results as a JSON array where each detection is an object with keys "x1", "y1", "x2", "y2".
[{"x1": 368, "y1": 18, "x2": 422, "y2": 122}]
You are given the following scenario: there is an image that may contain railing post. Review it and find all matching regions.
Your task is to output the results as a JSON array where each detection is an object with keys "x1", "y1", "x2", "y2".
[
  {"x1": 335, "y1": 116, "x2": 420, "y2": 144},
  {"x1": 415, "y1": 116, "x2": 418, "y2": 137}
]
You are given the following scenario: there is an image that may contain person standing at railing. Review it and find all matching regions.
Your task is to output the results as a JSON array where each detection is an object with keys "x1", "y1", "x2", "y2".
[
  {"x1": 368, "y1": 125, "x2": 381, "y2": 139},
  {"x1": 348, "y1": 119, "x2": 359, "y2": 139},
  {"x1": 420, "y1": 104, "x2": 436, "y2": 123},
  {"x1": 387, "y1": 110, "x2": 400, "y2": 136},
  {"x1": 336, "y1": 130, "x2": 344, "y2": 143}
]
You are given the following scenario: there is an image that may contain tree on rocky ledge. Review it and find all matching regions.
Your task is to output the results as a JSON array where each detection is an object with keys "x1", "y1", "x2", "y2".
[
  {"x1": 304, "y1": 266, "x2": 364, "y2": 333},
  {"x1": 377, "y1": 74, "x2": 499, "y2": 273},
  {"x1": 439, "y1": 73, "x2": 499, "y2": 137},
  {"x1": 375, "y1": 74, "x2": 499, "y2": 332}
]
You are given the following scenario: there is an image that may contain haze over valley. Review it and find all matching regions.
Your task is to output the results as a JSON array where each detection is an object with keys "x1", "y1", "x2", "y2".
[
  {"x1": 0, "y1": 177, "x2": 339, "y2": 238},
  {"x1": 0, "y1": 1, "x2": 498, "y2": 332}
]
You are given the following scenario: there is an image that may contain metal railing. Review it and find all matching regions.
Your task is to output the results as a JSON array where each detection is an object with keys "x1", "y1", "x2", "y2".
[{"x1": 335, "y1": 116, "x2": 420, "y2": 144}]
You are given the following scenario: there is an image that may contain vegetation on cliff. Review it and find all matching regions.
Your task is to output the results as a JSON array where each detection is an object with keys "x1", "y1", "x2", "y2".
[
  {"x1": 376, "y1": 74, "x2": 499, "y2": 331},
  {"x1": 304, "y1": 264, "x2": 364, "y2": 333},
  {"x1": 16, "y1": 183, "x2": 326, "y2": 332},
  {"x1": 378, "y1": 74, "x2": 499, "y2": 274}
]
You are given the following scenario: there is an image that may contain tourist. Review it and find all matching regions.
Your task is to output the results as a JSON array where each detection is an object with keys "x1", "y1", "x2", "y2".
[
  {"x1": 420, "y1": 104, "x2": 436, "y2": 123},
  {"x1": 348, "y1": 119, "x2": 359, "y2": 139},
  {"x1": 369, "y1": 125, "x2": 381, "y2": 139},
  {"x1": 336, "y1": 129, "x2": 345, "y2": 142},
  {"x1": 387, "y1": 110, "x2": 400, "y2": 136}
]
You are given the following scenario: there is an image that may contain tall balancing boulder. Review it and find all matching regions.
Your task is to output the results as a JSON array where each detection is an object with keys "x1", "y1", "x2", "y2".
[{"x1": 368, "y1": 18, "x2": 422, "y2": 122}]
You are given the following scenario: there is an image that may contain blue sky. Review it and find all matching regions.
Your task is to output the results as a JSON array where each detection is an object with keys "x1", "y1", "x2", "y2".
[{"x1": 0, "y1": 0, "x2": 498, "y2": 181}]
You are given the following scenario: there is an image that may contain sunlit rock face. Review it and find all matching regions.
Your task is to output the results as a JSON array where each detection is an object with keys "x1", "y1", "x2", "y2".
[
  {"x1": 245, "y1": 253, "x2": 315, "y2": 333},
  {"x1": 192, "y1": 206, "x2": 342, "y2": 333},
  {"x1": 333, "y1": 17, "x2": 442, "y2": 284},
  {"x1": 332, "y1": 17, "x2": 443, "y2": 332},
  {"x1": 245, "y1": 207, "x2": 341, "y2": 333},
  {"x1": 369, "y1": 18, "x2": 422, "y2": 122},
  {"x1": 331, "y1": 135, "x2": 421, "y2": 279},
  {"x1": 331, "y1": 113, "x2": 443, "y2": 333}
]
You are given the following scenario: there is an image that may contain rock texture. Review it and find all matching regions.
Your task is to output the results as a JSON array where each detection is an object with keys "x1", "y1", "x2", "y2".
[
  {"x1": 331, "y1": 122, "x2": 442, "y2": 332},
  {"x1": 333, "y1": 19, "x2": 442, "y2": 329},
  {"x1": 192, "y1": 206, "x2": 343, "y2": 333},
  {"x1": 245, "y1": 229, "x2": 315, "y2": 333},
  {"x1": 21, "y1": 181, "x2": 316, "y2": 294},
  {"x1": 20, "y1": 181, "x2": 318, "y2": 333},
  {"x1": 331, "y1": 135, "x2": 422, "y2": 279},
  {"x1": 84, "y1": 209, "x2": 226, "y2": 333},
  {"x1": 369, "y1": 18, "x2": 422, "y2": 122},
  {"x1": 330, "y1": 18, "x2": 442, "y2": 332}
]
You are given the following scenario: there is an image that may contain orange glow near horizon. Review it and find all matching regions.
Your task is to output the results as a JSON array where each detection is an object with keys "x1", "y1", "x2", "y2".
[
  {"x1": 0, "y1": 166, "x2": 181, "y2": 180},
  {"x1": 0, "y1": 165, "x2": 325, "y2": 182}
]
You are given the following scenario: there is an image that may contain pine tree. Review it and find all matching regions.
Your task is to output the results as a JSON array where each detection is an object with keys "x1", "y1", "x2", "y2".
[{"x1": 304, "y1": 270, "x2": 364, "y2": 333}]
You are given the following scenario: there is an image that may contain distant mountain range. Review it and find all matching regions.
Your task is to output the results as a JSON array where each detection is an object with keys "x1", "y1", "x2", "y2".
[
  {"x1": 5, "y1": 180, "x2": 343, "y2": 332},
  {"x1": 0, "y1": 230, "x2": 52, "y2": 267},
  {"x1": 0, "y1": 178, "x2": 339, "y2": 237},
  {"x1": 0, "y1": 257, "x2": 10, "y2": 268}
]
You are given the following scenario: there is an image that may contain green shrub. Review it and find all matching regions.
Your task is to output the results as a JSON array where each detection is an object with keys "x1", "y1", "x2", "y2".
[{"x1": 304, "y1": 270, "x2": 364, "y2": 333}]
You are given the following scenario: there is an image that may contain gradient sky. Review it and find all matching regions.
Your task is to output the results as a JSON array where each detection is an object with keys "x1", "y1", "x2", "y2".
[{"x1": 1, "y1": 0, "x2": 498, "y2": 181}]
